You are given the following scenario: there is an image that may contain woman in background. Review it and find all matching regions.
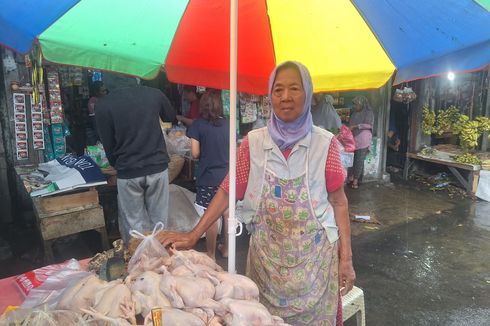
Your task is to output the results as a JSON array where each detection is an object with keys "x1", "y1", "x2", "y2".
[
  {"x1": 348, "y1": 95, "x2": 374, "y2": 189},
  {"x1": 186, "y1": 90, "x2": 230, "y2": 259}
]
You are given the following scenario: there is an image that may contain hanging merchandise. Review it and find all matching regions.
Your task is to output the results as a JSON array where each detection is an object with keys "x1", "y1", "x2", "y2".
[
  {"x1": 221, "y1": 90, "x2": 240, "y2": 135},
  {"x1": 47, "y1": 70, "x2": 64, "y2": 124},
  {"x1": 30, "y1": 48, "x2": 44, "y2": 106},
  {"x1": 13, "y1": 93, "x2": 28, "y2": 160},
  {"x1": 70, "y1": 67, "x2": 83, "y2": 86},
  {"x1": 239, "y1": 93, "x2": 258, "y2": 124},
  {"x1": 393, "y1": 86, "x2": 417, "y2": 103},
  {"x1": 30, "y1": 95, "x2": 45, "y2": 150},
  {"x1": 43, "y1": 125, "x2": 55, "y2": 161},
  {"x1": 46, "y1": 70, "x2": 66, "y2": 158},
  {"x1": 260, "y1": 96, "x2": 271, "y2": 119},
  {"x1": 91, "y1": 70, "x2": 102, "y2": 82}
]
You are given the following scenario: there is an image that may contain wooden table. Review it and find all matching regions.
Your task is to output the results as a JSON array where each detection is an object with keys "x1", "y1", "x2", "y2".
[
  {"x1": 403, "y1": 152, "x2": 480, "y2": 195},
  {"x1": 15, "y1": 166, "x2": 109, "y2": 263}
]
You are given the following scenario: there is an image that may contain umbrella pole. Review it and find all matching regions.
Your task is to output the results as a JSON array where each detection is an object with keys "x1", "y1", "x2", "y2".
[{"x1": 228, "y1": 0, "x2": 238, "y2": 274}]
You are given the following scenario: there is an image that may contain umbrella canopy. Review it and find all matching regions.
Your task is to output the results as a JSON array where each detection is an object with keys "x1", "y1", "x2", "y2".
[{"x1": 2, "y1": 0, "x2": 489, "y2": 94}]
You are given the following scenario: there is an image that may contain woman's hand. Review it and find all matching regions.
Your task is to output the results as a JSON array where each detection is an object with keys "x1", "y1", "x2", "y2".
[
  {"x1": 349, "y1": 124, "x2": 358, "y2": 131},
  {"x1": 339, "y1": 257, "x2": 356, "y2": 296},
  {"x1": 159, "y1": 230, "x2": 200, "y2": 250}
]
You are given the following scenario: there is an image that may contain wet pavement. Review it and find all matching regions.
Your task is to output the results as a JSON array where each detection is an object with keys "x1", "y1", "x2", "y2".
[
  {"x1": 1, "y1": 180, "x2": 490, "y2": 325},
  {"x1": 346, "y1": 182, "x2": 490, "y2": 325}
]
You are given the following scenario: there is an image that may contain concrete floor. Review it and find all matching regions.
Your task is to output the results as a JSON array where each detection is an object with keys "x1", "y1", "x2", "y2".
[{"x1": 1, "y1": 180, "x2": 490, "y2": 325}]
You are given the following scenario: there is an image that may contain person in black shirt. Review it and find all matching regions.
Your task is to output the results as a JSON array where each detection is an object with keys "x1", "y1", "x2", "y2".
[{"x1": 95, "y1": 86, "x2": 176, "y2": 244}]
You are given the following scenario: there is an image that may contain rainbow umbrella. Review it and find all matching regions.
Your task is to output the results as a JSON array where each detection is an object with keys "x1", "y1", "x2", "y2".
[
  {"x1": 2, "y1": 0, "x2": 489, "y2": 94},
  {"x1": 2, "y1": 0, "x2": 490, "y2": 272}
]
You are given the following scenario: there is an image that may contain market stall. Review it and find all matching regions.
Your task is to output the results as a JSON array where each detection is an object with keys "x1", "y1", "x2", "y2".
[{"x1": 14, "y1": 156, "x2": 110, "y2": 263}]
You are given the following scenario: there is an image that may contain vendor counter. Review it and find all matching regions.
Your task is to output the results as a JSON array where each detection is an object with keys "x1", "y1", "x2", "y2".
[
  {"x1": 403, "y1": 152, "x2": 480, "y2": 195},
  {"x1": 14, "y1": 166, "x2": 110, "y2": 263}
]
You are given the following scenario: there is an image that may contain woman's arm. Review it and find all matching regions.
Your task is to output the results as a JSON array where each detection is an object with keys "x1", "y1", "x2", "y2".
[
  {"x1": 191, "y1": 139, "x2": 200, "y2": 159},
  {"x1": 329, "y1": 187, "x2": 356, "y2": 295}
]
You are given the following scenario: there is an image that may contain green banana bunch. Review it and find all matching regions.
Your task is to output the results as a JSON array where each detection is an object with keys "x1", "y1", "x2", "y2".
[
  {"x1": 422, "y1": 105, "x2": 435, "y2": 135},
  {"x1": 454, "y1": 153, "x2": 481, "y2": 165}
]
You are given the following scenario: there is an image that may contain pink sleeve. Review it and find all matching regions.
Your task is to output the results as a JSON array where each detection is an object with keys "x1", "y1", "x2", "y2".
[
  {"x1": 220, "y1": 137, "x2": 250, "y2": 201},
  {"x1": 325, "y1": 138, "x2": 346, "y2": 193}
]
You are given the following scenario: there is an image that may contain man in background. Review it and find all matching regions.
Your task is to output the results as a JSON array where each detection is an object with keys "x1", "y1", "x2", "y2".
[{"x1": 96, "y1": 85, "x2": 176, "y2": 244}]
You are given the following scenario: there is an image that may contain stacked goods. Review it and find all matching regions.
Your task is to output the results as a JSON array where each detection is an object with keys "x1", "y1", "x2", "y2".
[
  {"x1": 454, "y1": 153, "x2": 482, "y2": 165},
  {"x1": 422, "y1": 105, "x2": 436, "y2": 135},
  {"x1": 482, "y1": 160, "x2": 490, "y2": 170}
]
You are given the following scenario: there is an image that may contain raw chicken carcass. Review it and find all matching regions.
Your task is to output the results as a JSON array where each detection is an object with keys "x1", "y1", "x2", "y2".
[
  {"x1": 56, "y1": 274, "x2": 106, "y2": 311},
  {"x1": 128, "y1": 271, "x2": 171, "y2": 316},
  {"x1": 214, "y1": 272, "x2": 260, "y2": 301},
  {"x1": 220, "y1": 298, "x2": 291, "y2": 326},
  {"x1": 159, "y1": 270, "x2": 225, "y2": 316},
  {"x1": 91, "y1": 280, "x2": 135, "y2": 324}
]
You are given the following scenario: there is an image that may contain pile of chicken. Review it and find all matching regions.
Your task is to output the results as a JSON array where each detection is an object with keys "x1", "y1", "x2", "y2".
[{"x1": 55, "y1": 248, "x2": 290, "y2": 326}]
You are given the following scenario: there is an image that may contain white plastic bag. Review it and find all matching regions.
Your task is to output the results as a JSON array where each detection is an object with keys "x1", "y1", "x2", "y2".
[
  {"x1": 20, "y1": 260, "x2": 91, "y2": 310},
  {"x1": 127, "y1": 222, "x2": 170, "y2": 275}
]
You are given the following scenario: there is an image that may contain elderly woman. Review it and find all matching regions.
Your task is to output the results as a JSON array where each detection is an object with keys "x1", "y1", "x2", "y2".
[
  {"x1": 348, "y1": 96, "x2": 374, "y2": 189},
  {"x1": 161, "y1": 61, "x2": 355, "y2": 325}
]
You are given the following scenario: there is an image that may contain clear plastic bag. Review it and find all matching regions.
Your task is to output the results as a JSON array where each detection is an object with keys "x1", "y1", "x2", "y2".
[
  {"x1": 127, "y1": 222, "x2": 170, "y2": 275},
  {"x1": 165, "y1": 128, "x2": 191, "y2": 156},
  {"x1": 20, "y1": 265, "x2": 91, "y2": 310}
]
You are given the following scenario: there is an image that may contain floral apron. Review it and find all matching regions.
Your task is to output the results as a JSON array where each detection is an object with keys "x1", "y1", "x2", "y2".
[{"x1": 247, "y1": 155, "x2": 339, "y2": 326}]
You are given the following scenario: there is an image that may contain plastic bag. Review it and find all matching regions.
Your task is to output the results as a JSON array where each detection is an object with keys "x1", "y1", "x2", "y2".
[
  {"x1": 20, "y1": 262, "x2": 91, "y2": 310},
  {"x1": 127, "y1": 222, "x2": 171, "y2": 275},
  {"x1": 336, "y1": 125, "x2": 356, "y2": 152},
  {"x1": 164, "y1": 127, "x2": 191, "y2": 156},
  {"x1": 15, "y1": 259, "x2": 80, "y2": 297},
  {"x1": 85, "y1": 142, "x2": 109, "y2": 168}
]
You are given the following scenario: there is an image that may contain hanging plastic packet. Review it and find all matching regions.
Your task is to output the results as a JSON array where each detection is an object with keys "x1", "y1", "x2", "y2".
[{"x1": 127, "y1": 222, "x2": 170, "y2": 275}]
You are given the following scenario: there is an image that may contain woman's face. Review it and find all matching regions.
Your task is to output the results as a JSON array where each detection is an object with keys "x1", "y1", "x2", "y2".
[{"x1": 271, "y1": 67, "x2": 305, "y2": 123}]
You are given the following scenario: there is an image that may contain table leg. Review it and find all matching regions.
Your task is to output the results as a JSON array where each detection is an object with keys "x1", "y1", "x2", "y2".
[
  {"x1": 448, "y1": 167, "x2": 470, "y2": 192},
  {"x1": 471, "y1": 171, "x2": 480, "y2": 197},
  {"x1": 403, "y1": 157, "x2": 413, "y2": 180},
  {"x1": 97, "y1": 227, "x2": 110, "y2": 250},
  {"x1": 43, "y1": 239, "x2": 55, "y2": 264}
]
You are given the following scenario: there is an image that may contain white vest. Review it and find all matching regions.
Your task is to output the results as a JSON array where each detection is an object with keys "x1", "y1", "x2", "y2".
[{"x1": 239, "y1": 126, "x2": 339, "y2": 244}]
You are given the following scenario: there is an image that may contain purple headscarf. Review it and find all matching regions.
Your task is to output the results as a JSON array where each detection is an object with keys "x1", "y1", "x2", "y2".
[{"x1": 267, "y1": 61, "x2": 313, "y2": 150}]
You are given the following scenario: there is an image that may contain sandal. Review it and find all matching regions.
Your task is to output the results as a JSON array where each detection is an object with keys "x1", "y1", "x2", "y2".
[{"x1": 350, "y1": 183, "x2": 359, "y2": 189}]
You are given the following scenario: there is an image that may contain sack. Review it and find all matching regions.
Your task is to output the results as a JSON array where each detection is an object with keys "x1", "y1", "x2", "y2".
[
  {"x1": 127, "y1": 222, "x2": 171, "y2": 275},
  {"x1": 336, "y1": 125, "x2": 356, "y2": 152}
]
